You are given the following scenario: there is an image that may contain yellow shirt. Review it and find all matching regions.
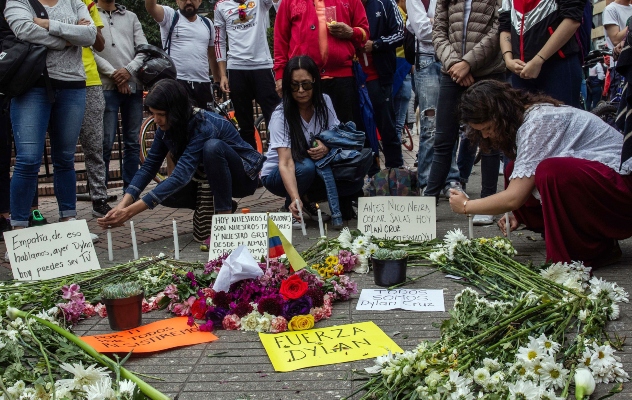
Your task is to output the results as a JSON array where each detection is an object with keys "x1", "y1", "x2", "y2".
[
  {"x1": 396, "y1": 6, "x2": 407, "y2": 59},
  {"x1": 82, "y1": 0, "x2": 104, "y2": 87}
]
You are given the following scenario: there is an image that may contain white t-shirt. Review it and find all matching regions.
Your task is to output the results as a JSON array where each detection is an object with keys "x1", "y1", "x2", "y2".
[
  {"x1": 260, "y1": 95, "x2": 340, "y2": 177},
  {"x1": 588, "y1": 63, "x2": 605, "y2": 80},
  {"x1": 159, "y1": 6, "x2": 213, "y2": 82},
  {"x1": 214, "y1": 0, "x2": 274, "y2": 69},
  {"x1": 602, "y1": 2, "x2": 632, "y2": 50},
  {"x1": 510, "y1": 104, "x2": 631, "y2": 200}
]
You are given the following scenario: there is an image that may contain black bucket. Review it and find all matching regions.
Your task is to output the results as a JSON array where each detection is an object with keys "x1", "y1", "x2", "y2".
[
  {"x1": 371, "y1": 257, "x2": 407, "y2": 287},
  {"x1": 102, "y1": 291, "x2": 144, "y2": 331}
]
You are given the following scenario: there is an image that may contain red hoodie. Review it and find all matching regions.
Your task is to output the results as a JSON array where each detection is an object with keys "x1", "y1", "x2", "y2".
[{"x1": 273, "y1": 0, "x2": 369, "y2": 80}]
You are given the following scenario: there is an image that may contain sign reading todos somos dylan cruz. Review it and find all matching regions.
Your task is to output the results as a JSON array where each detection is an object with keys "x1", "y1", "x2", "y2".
[{"x1": 3, "y1": 219, "x2": 100, "y2": 281}]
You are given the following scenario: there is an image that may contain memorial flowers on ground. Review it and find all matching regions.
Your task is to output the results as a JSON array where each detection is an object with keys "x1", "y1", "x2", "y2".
[
  {"x1": 162, "y1": 254, "x2": 357, "y2": 333},
  {"x1": 351, "y1": 229, "x2": 629, "y2": 399}
]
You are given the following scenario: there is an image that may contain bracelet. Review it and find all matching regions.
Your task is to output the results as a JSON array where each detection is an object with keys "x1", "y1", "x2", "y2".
[
  {"x1": 536, "y1": 53, "x2": 546, "y2": 61},
  {"x1": 463, "y1": 200, "x2": 468, "y2": 215},
  {"x1": 502, "y1": 50, "x2": 513, "y2": 57}
]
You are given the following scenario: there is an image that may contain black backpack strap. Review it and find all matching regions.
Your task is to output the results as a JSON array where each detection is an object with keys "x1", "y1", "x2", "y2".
[
  {"x1": 164, "y1": 11, "x2": 179, "y2": 55},
  {"x1": 26, "y1": 0, "x2": 54, "y2": 102},
  {"x1": 200, "y1": 15, "x2": 212, "y2": 35}
]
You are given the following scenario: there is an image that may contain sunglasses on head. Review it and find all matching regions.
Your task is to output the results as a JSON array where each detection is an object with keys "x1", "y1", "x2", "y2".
[{"x1": 290, "y1": 80, "x2": 315, "y2": 92}]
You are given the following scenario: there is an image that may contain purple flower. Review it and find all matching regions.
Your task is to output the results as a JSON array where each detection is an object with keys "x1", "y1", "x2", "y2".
[
  {"x1": 283, "y1": 296, "x2": 313, "y2": 319},
  {"x1": 186, "y1": 271, "x2": 198, "y2": 287},
  {"x1": 230, "y1": 301, "x2": 254, "y2": 318},
  {"x1": 187, "y1": 315, "x2": 195, "y2": 326},
  {"x1": 199, "y1": 320, "x2": 214, "y2": 332},
  {"x1": 256, "y1": 294, "x2": 285, "y2": 316},
  {"x1": 61, "y1": 284, "x2": 85, "y2": 302},
  {"x1": 206, "y1": 306, "x2": 229, "y2": 326},
  {"x1": 304, "y1": 288, "x2": 324, "y2": 308}
]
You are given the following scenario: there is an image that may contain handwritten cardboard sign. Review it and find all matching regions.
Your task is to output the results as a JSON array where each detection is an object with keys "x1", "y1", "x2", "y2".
[
  {"x1": 3, "y1": 220, "x2": 100, "y2": 281},
  {"x1": 357, "y1": 197, "x2": 436, "y2": 241},
  {"x1": 356, "y1": 289, "x2": 445, "y2": 312},
  {"x1": 80, "y1": 317, "x2": 218, "y2": 353},
  {"x1": 209, "y1": 213, "x2": 292, "y2": 260},
  {"x1": 259, "y1": 321, "x2": 403, "y2": 372}
]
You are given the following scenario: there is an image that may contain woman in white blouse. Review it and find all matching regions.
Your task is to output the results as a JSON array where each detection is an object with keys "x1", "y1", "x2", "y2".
[{"x1": 448, "y1": 80, "x2": 632, "y2": 267}]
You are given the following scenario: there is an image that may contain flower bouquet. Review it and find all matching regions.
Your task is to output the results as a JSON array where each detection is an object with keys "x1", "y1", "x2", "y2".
[
  {"x1": 349, "y1": 229, "x2": 629, "y2": 399},
  {"x1": 162, "y1": 254, "x2": 358, "y2": 333}
]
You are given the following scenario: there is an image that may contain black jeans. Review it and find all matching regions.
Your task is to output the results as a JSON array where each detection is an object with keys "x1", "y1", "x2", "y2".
[
  {"x1": 425, "y1": 72, "x2": 505, "y2": 197},
  {"x1": 366, "y1": 79, "x2": 403, "y2": 168},
  {"x1": 228, "y1": 69, "x2": 280, "y2": 150},
  {"x1": 321, "y1": 76, "x2": 359, "y2": 125},
  {"x1": 456, "y1": 135, "x2": 501, "y2": 198}
]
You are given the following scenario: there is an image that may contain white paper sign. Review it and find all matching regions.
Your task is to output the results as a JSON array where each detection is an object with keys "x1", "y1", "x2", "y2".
[
  {"x1": 3, "y1": 220, "x2": 100, "y2": 281},
  {"x1": 209, "y1": 213, "x2": 292, "y2": 260},
  {"x1": 358, "y1": 197, "x2": 436, "y2": 241},
  {"x1": 356, "y1": 289, "x2": 445, "y2": 312}
]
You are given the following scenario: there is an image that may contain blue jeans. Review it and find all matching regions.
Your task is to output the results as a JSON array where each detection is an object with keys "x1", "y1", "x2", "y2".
[
  {"x1": 511, "y1": 53, "x2": 582, "y2": 108},
  {"x1": 393, "y1": 73, "x2": 412, "y2": 141},
  {"x1": 10, "y1": 87, "x2": 86, "y2": 226},
  {"x1": 414, "y1": 55, "x2": 459, "y2": 189},
  {"x1": 103, "y1": 90, "x2": 143, "y2": 191},
  {"x1": 203, "y1": 139, "x2": 258, "y2": 212}
]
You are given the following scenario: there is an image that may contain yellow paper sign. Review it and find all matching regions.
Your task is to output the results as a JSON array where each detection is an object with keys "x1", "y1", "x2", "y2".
[
  {"x1": 259, "y1": 321, "x2": 403, "y2": 372},
  {"x1": 80, "y1": 317, "x2": 218, "y2": 353}
]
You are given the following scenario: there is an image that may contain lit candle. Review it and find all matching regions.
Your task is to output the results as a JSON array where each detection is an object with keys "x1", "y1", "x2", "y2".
[
  {"x1": 107, "y1": 229, "x2": 113, "y2": 261},
  {"x1": 468, "y1": 215, "x2": 474, "y2": 239},
  {"x1": 130, "y1": 221, "x2": 138, "y2": 260},
  {"x1": 505, "y1": 212, "x2": 511, "y2": 240},
  {"x1": 316, "y1": 203, "x2": 325, "y2": 237},
  {"x1": 296, "y1": 198, "x2": 307, "y2": 236},
  {"x1": 173, "y1": 219, "x2": 180, "y2": 260}
]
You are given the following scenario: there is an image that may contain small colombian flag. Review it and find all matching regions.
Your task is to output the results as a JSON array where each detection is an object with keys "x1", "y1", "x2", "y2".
[{"x1": 268, "y1": 218, "x2": 307, "y2": 270}]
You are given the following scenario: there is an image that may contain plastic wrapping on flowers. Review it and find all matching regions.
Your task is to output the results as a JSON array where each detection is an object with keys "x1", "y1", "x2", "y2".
[
  {"x1": 348, "y1": 229, "x2": 629, "y2": 400},
  {"x1": 161, "y1": 254, "x2": 358, "y2": 333}
]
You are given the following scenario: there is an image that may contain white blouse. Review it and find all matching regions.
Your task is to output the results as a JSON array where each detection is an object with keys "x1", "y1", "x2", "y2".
[{"x1": 510, "y1": 104, "x2": 631, "y2": 200}]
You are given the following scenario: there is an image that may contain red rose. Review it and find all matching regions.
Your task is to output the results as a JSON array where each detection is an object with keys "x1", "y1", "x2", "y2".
[
  {"x1": 279, "y1": 275, "x2": 308, "y2": 300},
  {"x1": 190, "y1": 297, "x2": 208, "y2": 320}
]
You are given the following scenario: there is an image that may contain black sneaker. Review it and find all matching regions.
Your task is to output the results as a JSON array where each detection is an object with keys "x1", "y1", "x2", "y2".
[
  {"x1": 0, "y1": 216, "x2": 10, "y2": 241},
  {"x1": 28, "y1": 210, "x2": 48, "y2": 227},
  {"x1": 92, "y1": 199, "x2": 113, "y2": 218},
  {"x1": 301, "y1": 202, "x2": 331, "y2": 222}
]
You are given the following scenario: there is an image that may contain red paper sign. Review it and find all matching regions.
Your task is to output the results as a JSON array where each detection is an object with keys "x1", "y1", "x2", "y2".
[{"x1": 80, "y1": 317, "x2": 218, "y2": 353}]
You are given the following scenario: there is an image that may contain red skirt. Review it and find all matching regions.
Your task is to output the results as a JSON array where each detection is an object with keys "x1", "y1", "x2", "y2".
[{"x1": 505, "y1": 158, "x2": 632, "y2": 265}]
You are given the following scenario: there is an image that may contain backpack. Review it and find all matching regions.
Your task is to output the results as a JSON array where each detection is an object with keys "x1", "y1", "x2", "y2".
[
  {"x1": 0, "y1": 0, "x2": 49, "y2": 101},
  {"x1": 366, "y1": 167, "x2": 419, "y2": 196},
  {"x1": 164, "y1": 11, "x2": 213, "y2": 55},
  {"x1": 403, "y1": 0, "x2": 430, "y2": 66}
]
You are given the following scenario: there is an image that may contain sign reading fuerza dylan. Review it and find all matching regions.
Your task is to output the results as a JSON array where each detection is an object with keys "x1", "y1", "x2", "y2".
[
  {"x1": 3, "y1": 219, "x2": 100, "y2": 281},
  {"x1": 357, "y1": 197, "x2": 436, "y2": 241}
]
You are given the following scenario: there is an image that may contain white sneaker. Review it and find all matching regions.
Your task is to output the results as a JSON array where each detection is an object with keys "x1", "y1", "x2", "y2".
[
  {"x1": 62, "y1": 218, "x2": 99, "y2": 242},
  {"x1": 472, "y1": 215, "x2": 494, "y2": 226},
  {"x1": 291, "y1": 216, "x2": 303, "y2": 230}
]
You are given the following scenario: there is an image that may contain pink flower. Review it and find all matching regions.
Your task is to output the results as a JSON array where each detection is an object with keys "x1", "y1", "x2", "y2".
[
  {"x1": 83, "y1": 303, "x2": 97, "y2": 317},
  {"x1": 222, "y1": 314, "x2": 241, "y2": 330},
  {"x1": 61, "y1": 283, "x2": 82, "y2": 300},
  {"x1": 142, "y1": 299, "x2": 152, "y2": 313},
  {"x1": 171, "y1": 296, "x2": 196, "y2": 316},
  {"x1": 201, "y1": 288, "x2": 214, "y2": 298},
  {"x1": 269, "y1": 316, "x2": 288, "y2": 333},
  {"x1": 95, "y1": 303, "x2": 107, "y2": 318},
  {"x1": 310, "y1": 300, "x2": 332, "y2": 322},
  {"x1": 150, "y1": 293, "x2": 165, "y2": 310},
  {"x1": 199, "y1": 320, "x2": 214, "y2": 332},
  {"x1": 163, "y1": 284, "x2": 179, "y2": 300}
]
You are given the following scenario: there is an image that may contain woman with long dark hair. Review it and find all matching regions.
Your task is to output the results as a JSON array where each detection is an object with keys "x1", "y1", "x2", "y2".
[
  {"x1": 261, "y1": 55, "x2": 344, "y2": 227},
  {"x1": 448, "y1": 80, "x2": 632, "y2": 267},
  {"x1": 97, "y1": 79, "x2": 264, "y2": 229}
]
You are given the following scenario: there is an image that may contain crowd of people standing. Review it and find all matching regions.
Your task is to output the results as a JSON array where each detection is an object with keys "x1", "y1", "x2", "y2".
[{"x1": 1, "y1": 0, "x2": 631, "y2": 267}]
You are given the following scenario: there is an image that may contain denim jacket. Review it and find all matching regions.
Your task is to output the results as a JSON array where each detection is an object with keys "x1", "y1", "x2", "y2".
[
  {"x1": 127, "y1": 110, "x2": 265, "y2": 209},
  {"x1": 315, "y1": 122, "x2": 366, "y2": 168}
]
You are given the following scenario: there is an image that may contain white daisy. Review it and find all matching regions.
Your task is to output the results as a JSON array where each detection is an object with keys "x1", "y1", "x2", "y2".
[
  {"x1": 507, "y1": 379, "x2": 540, "y2": 400},
  {"x1": 516, "y1": 337, "x2": 543, "y2": 365},
  {"x1": 539, "y1": 360, "x2": 569, "y2": 389},
  {"x1": 608, "y1": 303, "x2": 621, "y2": 320},
  {"x1": 536, "y1": 334, "x2": 560, "y2": 356},
  {"x1": 444, "y1": 229, "x2": 468, "y2": 246},
  {"x1": 352, "y1": 236, "x2": 367, "y2": 249},
  {"x1": 118, "y1": 379, "x2": 136, "y2": 397},
  {"x1": 56, "y1": 362, "x2": 109, "y2": 391},
  {"x1": 578, "y1": 309, "x2": 590, "y2": 321},
  {"x1": 85, "y1": 376, "x2": 116, "y2": 400},
  {"x1": 472, "y1": 367, "x2": 490, "y2": 386},
  {"x1": 540, "y1": 263, "x2": 570, "y2": 284},
  {"x1": 449, "y1": 386, "x2": 475, "y2": 400},
  {"x1": 366, "y1": 243, "x2": 380, "y2": 255},
  {"x1": 483, "y1": 358, "x2": 501, "y2": 372}
]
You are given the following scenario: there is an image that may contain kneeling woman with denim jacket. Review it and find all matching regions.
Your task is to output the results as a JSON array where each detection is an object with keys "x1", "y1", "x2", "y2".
[
  {"x1": 97, "y1": 79, "x2": 264, "y2": 229},
  {"x1": 260, "y1": 55, "x2": 345, "y2": 228}
]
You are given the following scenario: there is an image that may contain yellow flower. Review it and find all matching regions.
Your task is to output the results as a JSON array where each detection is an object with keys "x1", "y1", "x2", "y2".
[
  {"x1": 325, "y1": 255, "x2": 338, "y2": 266},
  {"x1": 288, "y1": 314, "x2": 315, "y2": 331},
  {"x1": 238, "y1": 4, "x2": 246, "y2": 8}
]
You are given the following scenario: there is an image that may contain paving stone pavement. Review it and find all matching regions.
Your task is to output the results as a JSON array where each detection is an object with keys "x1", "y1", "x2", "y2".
[{"x1": 1, "y1": 145, "x2": 631, "y2": 399}]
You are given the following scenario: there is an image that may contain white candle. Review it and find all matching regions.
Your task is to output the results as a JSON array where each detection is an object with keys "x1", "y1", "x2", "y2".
[
  {"x1": 173, "y1": 219, "x2": 180, "y2": 260},
  {"x1": 107, "y1": 229, "x2": 113, "y2": 261},
  {"x1": 130, "y1": 221, "x2": 138, "y2": 260},
  {"x1": 316, "y1": 204, "x2": 325, "y2": 237},
  {"x1": 505, "y1": 212, "x2": 511, "y2": 240},
  {"x1": 363, "y1": 53, "x2": 368, "y2": 66},
  {"x1": 296, "y1": 198, "x2": 307, "y2": 236},
  {"x1": 468, "y1": 215, "x2": 474, "y2": 239}
]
